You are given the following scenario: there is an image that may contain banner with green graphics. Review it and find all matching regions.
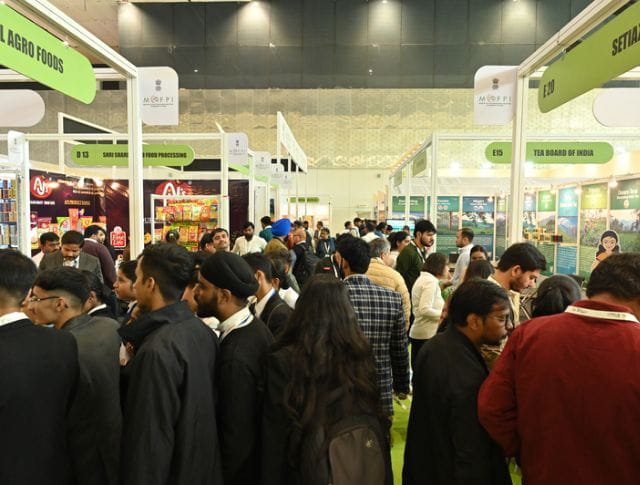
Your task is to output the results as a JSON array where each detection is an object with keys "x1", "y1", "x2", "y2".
[
  {"x1": 485, "y1": 142, "x2": 613, "y2": 164},
  {"x1": 579, "y1": 183, "x2": 608, "y2": 279},
  {"x1": 610, "y1": 178, "x2": 640, "y2": 252},
  {"x1": 392, "y1": 196, "x2": 430, "y2": 218},
  {"x1": 71, "y1": 144, "x2": 195, "y2": 166},
  {"x1": 538, "y1": 1, "x2": 640, "y2": 113},
  {"x1": 435, "y1": 196, "x2": 460, "y2": 256},
  {"x1": 411, "y1": 150, "x2": 427, "y2": 177},
  {"x1": 0, "y1": 4, "x2": 95, "y2": 104}
]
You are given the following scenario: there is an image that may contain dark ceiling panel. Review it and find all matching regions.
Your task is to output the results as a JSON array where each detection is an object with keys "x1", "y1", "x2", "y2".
[
  {"x1": 335, "y1": 0, "x2": 368, "y2": 46},
  {"x1": 270, "y1": 0, "x2": 303, "y2": 46},
  {"x1": 302, "y1": 0, "x2": 335, "y2": 46},
  {"x1": 205, "y1": 3, "x2": 237, "y2": 46}
]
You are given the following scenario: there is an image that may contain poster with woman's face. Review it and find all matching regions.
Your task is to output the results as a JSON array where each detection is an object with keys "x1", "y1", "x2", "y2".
[{"x1": 591, "y1": 230, "x2": 621, "y2": 271}]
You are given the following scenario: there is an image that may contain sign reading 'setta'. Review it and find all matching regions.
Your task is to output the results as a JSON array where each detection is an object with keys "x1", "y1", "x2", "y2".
[{"x1": 0, "y1": 4, "x2": 95, "y2": 104}]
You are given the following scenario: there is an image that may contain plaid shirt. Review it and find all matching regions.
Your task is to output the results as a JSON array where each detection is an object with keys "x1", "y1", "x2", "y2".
[{"x1": 344, "y1": 274, "x2": 410, "y2": 415}]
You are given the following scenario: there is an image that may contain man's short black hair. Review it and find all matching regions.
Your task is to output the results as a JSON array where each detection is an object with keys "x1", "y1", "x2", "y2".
[
  {"x1": 292, "y1": 220, "x2": 303, "y2": 229},
  {"x1": 139, "y1": 243, "x2": 194, "y2": 303},
  {"x1": 243, "y1": 253, "x2": 273, "y2": 280},
  {"x1": 0, "y1": 249, "x2": 37, "y2": 304},
  {"x1": 376, "y1": 222, "x2": 386, "y2": 232},
  {"x1": 497, "y1": 242, "x2": 546, "y2": 273},
  {"x1": 39, "y1": 231, "x2": 59, "y2": 246},
  {"x1": 61, "y1": 230, "x2": 84, "y2": 247},
  {"x1": 84, "y1": 224, "x2": 106, "y2": 239},
  {"x1": 118, "y1": 260, "x2": 137, "y2": 283},
  {"x1": 365, "y1": 221, "x2": 376, "y2": 232},
  {"x1": 35, "y1": 268, "x2": 90, "y2": 307},
  {"x1": 212, "y1": 228, "x2": 229, "y2": 237},
  {"x1": 199, "y1": 231, "x2": 214, "y2": 250},
  {"x1": 243, "y1": 222, "x2": 255, "y2": 230},
  {"x1": 449, "y1": 279, "x2": 510, "y2": 327},
  {"x1": 344, "y1": 220, "x2": 352, "y2": 229},
  {"x1": 587, "y1": 253, "x2": 640, "y2": 301},
  {"x1": 414, "y1": 220, "x2": 437, "y2": 237},
  {"x1": 81, "y1": 270, "x2": 110, "y2": 304},
  {"x1": 260, "y1": 216, "x2": 272, "y2": 226},
  {"x1": 336, "y1": 235, "x2": 370, "y2": 274},
  {"x1": 459, "y1": 227, "x2": 475, "y2": 243}
]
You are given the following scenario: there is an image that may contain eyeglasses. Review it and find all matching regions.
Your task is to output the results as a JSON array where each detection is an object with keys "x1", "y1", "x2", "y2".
[{"x1": 29, "y1": 295, "x2": 61, "y2": 303}]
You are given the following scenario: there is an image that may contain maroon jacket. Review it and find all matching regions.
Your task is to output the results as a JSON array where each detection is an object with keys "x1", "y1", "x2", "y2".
[
  {"x1": 478, "y1": 299, "x2": 640, "y2": 485},
  {"x1": 82, "y1": 239, "x2": 116, "y2": 288}
]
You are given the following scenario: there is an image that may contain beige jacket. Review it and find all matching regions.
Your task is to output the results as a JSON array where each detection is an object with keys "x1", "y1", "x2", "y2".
[{"x1": 365, "y1": 258, "x2": 411, "y2": 328}]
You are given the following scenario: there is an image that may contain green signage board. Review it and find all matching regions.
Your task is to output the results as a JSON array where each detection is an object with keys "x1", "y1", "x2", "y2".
[
  {"x1": 496, "y1": 197, "x2": 507, "y2": 213},
  {"x1": 392, "y1": 196, "x2": 428, "y2": 214},
  {"x1": 0, "y1": 4, "x2": 96, "y2": 104},
  {"x1": 538, "y1": 1, "x2": 640, "y2": 113},
  {"x1": 411, "y1": 150, "x2": 427, "y2": 177},
  {"x1": 436, "y1": 196, "x2": 459, "y2": 212},
  {"x1": 393, "y1": 170, "x2": 403, "y2": 186},
  {"x1": 71, "y1": 144, "x2": 195, "y2": 166},
  {"x1": 288, "y1": 197, "x2": 320, "y2": 203},
  {"x1": 610, "y1": 177, "x2": 640, "y2": 210},
  {"x1": 581, "y1": 183, "x2": 608, "y2": 209},
  {"x1": 485, "y1": 142, "x2": 613, "y2": 164},
  {"x1": 537, "y1": 190, "x2": 556, "y2": 212}
]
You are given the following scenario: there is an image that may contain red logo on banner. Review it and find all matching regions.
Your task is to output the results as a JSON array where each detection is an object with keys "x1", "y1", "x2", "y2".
[
  {"x1": 30, "y1": 175, "x2": 53, "y2": 199},
  {"x1": 154, "y1": 180, "x2": 192, "y2": 197},
  {"x1": 110, "y1": 226, "x2": 127, "y2": 249}
]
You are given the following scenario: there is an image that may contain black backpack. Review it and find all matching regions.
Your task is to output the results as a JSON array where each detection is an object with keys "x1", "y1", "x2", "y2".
[
  {"x1": 293, "y1": 245, "x2": 320, "y2": 287},
  {"x1": 294, "y1": 391, "x2": 392, "y2": 485}
]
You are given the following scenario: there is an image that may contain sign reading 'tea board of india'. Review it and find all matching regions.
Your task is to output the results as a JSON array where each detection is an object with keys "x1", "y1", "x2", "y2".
[
  {"x1": 71, "y1": 144, "x2": 195, "y2": 166},
  {"x1": 485, "y1": 142, "x2": 614, "y2": 164},
  {"x1": 0, "y1": 4, "x2": 96, "y2": 104},
  {"x1": 538, "y1": 1, "x2": 640, "y2": 113}
]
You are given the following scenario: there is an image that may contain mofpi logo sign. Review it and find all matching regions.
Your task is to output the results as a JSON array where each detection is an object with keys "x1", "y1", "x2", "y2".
[{"x1": 30, "y1": 175, "x2": 52, "y2": 199}]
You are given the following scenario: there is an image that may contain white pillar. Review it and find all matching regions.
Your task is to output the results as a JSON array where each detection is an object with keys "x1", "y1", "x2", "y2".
[
  {"x1": 404, "y1": 168, "x2": 411, "y2": 225},
  {"x1": 126, "y1": 76, "x2": 144, "y2": 258},
  {"x1": 508, "y1": 75, "x2": 529, "y2": 246},
  {"x1": 430, "y1": 138, "x2": 438, "y2": 224},
  {"x1": 248, "y1": 155, "x2": 255, "y2": 223},
  {"x1": 221, "y1": 134, "x2": 230, "y2": 230}
]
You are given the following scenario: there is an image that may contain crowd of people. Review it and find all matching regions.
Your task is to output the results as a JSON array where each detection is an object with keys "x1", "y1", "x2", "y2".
[{"x1": 2, "y1": 216, "x2": 640, "y2": 485}]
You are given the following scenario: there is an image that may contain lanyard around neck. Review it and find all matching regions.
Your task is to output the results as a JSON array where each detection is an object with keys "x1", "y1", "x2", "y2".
[{"x1": 565, "y1": 305, "x2": 639, "y2": 323}]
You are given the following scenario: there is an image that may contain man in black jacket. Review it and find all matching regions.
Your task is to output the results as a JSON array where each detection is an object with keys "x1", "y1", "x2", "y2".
[
  {"x1": 195, "y1": 251, "x2": 274, "y2": 485},
  {"x1": 244, "y1": 253, "x2": 293, "y2": 338},
  {"x1": 0, "y1": 250, "x2": 79, "y2": 485},
  {"x1": 119, "y1": 244, "x2": 223, "y2": 485},
  {"x1": 31, "y1": 268, "x2": 121, "y2": 485},
  {"x1": 403, "y1": 279, "x2": 514, "y2": 485}
]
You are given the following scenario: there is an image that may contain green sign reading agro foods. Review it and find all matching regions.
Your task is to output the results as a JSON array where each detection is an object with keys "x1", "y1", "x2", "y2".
[
  {"x1": 538, "y1": 1, "x2": 640, "y2": 113},
  {"x1": 0, "y1": 4, "x2": 96, "y2": 104},
  {"x1": 71, "y1": 144, "x2": 195, "y2": 166},
  {"x1": 485, "y1": 142, "x2": 613, "y2": 164}
]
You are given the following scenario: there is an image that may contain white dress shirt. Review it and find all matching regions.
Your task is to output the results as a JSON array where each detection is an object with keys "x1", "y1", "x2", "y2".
[
  {"x1": 32, "y1": 251, "x2": 44, "y2": 267},
  {"x1": 63, "y1": 255, "x2": 80, "y2": 268},
  {"x1": 279, "y1": 287, "x2": 298, "y2": 309},
  {"x1": 218, "y1": 306, "x2": 253, "y2": 341},
  {"x1": 232, "y1": 236, "x2": 267, "y2": 256},
  {"x1": 361, "y1": 232, "x2": 379, "y2": 243},
  {"x1": 452, "y1": 243, "x2": 474, "y2": 288},
  {"x1": 0, "y1": 312, "x2": 28, "y2": 328},
  {"x1": 254, "y1": 288, "x2": 275, "y2": 320},
  {"x1": 87, "y1": 304, "x2": 107, "y2": 315}
]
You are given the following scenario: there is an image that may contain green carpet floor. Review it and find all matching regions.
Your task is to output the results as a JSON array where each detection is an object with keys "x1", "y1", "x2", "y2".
[{"x1": 390, "y1": 398, "x2": 522, "y2": 484}]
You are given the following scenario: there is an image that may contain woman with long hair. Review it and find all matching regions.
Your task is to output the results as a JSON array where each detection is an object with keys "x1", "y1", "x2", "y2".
[
  {"x1": 261, "y1": 274, "x2": 392, "y2": 485},
  {"x1": 388, "y1": 231, "x2": 412, "y2": 269}
]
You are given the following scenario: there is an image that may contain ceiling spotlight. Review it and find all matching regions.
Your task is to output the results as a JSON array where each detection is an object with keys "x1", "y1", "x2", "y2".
[
  {"x1": 193, "y1": 68, "x2": 199, "y2": 73},
  {"x1": 608, "y1": 179, "x2": 618, "y2": 188},
  {"x1": 269, "y1": 42, "x2": 275, "y2": 48},
  {"x1": 368, "y1": 68, "x2": 374, "y2": 75}
]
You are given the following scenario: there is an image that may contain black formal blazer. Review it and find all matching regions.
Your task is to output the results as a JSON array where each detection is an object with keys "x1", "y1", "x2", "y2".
[
  {"x1": 260, "y1": 291, "x2": 293, "y2": 338},
  {"x1": 0, "y1": 318, "x2": 79, "y2": 485}
]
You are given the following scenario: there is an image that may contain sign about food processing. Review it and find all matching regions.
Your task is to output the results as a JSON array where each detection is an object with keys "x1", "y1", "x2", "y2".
[
  {"x1": 71, "y1": 144, "x2": 195, "y2": 166},
  {"x1": 485, "y1": 142, "x2": 614, "y2": 164},
  {"x1": 474, "y1": 65, "x2": 517, "y2": 125},
  {"x1": 0, "y1": 4, "x2": 95, "y2": 104},
  {"x1": 139, "y1": 66, "x2": 179, "y2": 126},
  {"x1": 538, "y1": 1, "x2": 640, "y2": 113}
]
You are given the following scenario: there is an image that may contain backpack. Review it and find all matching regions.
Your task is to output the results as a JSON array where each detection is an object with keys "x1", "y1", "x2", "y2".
[
  {"x1": 293, "y1": 245, "x2": 320, "y2": 287},
  {"x1": 295, "y1": 390, "x2": 392, "y2": 485}
]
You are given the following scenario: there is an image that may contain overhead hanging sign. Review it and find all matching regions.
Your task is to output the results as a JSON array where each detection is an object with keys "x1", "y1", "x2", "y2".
[
  {"x1": 277, "y1": 111, "x2": 308, "y2": 172},
  {"x1": 253, "y1": 151, "x2": 273, "y2": 176},
  {"x1": 474, "y1": 65, "x2": 517, "y2": 125},
  {"x1": 0, "y1": 90, "x2": 45, "y2": 127},
  {"x1": 411, "y1": 150, "x2": 427, "y2": 176},
  {"x1": 270, "y1": 163, "x2": 286, "y2": 186},
  {"x1": 139, "y1": 66, "x2": 179, "y2": 126},
  {"x1": 393, "y1": 170, "x2": 403, "y2": 187},
  {"x1": 226, "y1": 132, "x2": 248, "y2": 166},
  {"x1": 593, "y1": 88, "x2": 640, "y2": 127},
  {"x1": 70, "y1": 144, "x2": 195, "y2": 166},
  {"x1": 0, "y1": 4, "x2": 96, "y2": 104},
  {"x1": 538, "y1": 1, "x2": 640, "y2": 113},
  {"x1": 485, "y1": 141, "x2": 614, "y2": 164}
]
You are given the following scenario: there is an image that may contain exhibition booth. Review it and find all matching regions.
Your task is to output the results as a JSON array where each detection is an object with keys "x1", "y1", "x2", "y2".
[{"x1": 388, "y1": 0, "x2": 640, "y2": 281}]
